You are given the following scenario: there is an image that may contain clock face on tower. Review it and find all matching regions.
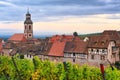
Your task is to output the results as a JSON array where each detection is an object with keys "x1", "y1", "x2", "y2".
[{"x1": 24, "y1": 9, "x2": 33, "y2": 40}]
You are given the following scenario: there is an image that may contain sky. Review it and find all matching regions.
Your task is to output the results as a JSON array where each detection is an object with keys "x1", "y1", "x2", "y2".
[{"x1": 0, "y1": 0, "x2": 120, "y2": 36}]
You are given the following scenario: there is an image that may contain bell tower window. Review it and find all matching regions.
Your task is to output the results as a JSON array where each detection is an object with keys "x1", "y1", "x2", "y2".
[
  {"x1": 29, "y1": 34, "x2": 31, "y2": 36},
  {"x1": 25, "y1": 26, "x2": 27, "y2": 29},
  {"x1": 29, "y1": 25, "x2": 31, "y2": 30}
]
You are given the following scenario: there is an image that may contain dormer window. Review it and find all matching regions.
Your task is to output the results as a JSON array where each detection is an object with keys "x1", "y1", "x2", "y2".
[
  {"x1": 101, "y1": 41, "x2": 105, "y2": 45},
  {"x1": 94, "y1": 42, "x2": 97, "y2": 45}
]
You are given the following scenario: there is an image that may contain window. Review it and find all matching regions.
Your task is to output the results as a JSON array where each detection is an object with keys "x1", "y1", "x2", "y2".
[
  {"x1": 29, "y1": 34, "x2": 31, "y2": 36},
  {"x1": 97, "y1": 49, "x2": 99, "y2": 52},
  {"x1": 29, "y1": 25, "x2": 31, "y2": 30},
  {"x1": 101, "y1": 41, "x2": 105, "y2": 45},
  {"x1": 91, "y1": 55, "x2": 94, "y2": 59},
  {"x1": 73, "y1": 53, "x2": 75, "y2": 56},
  {"x1": 100, "y1": 56, "x2": 105, "y2": 60},
  {"x1": 93, "y1": 49, "x2": 96, "y2": 54},
  {"x1": 25, "y1": 26, "x2": 27, "y2": 29},
  {"x1": 81, "y1": 54, "x2": 85, "y2": 58},
  {"x1": 68, "y1": 53, "x2": 71, "y2": 57},
  {"x1": 27, "y1": 54, "x2": 28, "y2": 57},
  {"x1": 94, "y1": 42, "x2": 97, "y2": 45},
  {"x1": 73, "y1": 59, "x2": 75, "y2": 62},
  {"x1": 88, "y1": 49, "x2": 91, "y2": 51},
  {"x1": 91, "y1": 49, "x2": 93, "y2": 52},
  {"x1": 96, "y1": 49, "x2": 99, "y2": 54},
  {"x1": 102, "y1": 49, "x2": 105, "y2": 53}
]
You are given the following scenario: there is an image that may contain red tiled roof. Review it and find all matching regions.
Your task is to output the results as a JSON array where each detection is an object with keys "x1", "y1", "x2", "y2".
[
  {"x1": 103, "y1": 30, "x2": 120, "y2": 40},
  {"x1": 48, "y1": 41, "x2": 66, "y2": 57},
  {"x1": 0, "y1": 43, "x2": 2, "y2": 51},
  {"x1": 49, "y1": 35, "x2": 81, "y2": 42},
  {"x1": 48, "y1": 35, "x2": 82, "y2": 56},
  {"x1": 88, "y1": 35, "x2": 111, "y2": 48},
  {"x1": 88, "y1": 30, "x2": 120, "y2": 48},
  {"x1": 64, "y1": 41, "x2": 87, "y2": 53},
  {"x1": 0, "y1": 39, "x2": 4, "y2": 51},
  {"x1": 8, "y1": 33, "x2": 27, "y2": 42},
  {"x1": 116, "y1": 43, "x2": 120, "y2": 47}
]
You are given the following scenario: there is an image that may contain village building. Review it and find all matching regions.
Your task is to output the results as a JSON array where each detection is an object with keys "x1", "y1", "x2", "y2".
[
  {"x1": 88, "y1": 30, "x2": 120, "y2": 66},
  {"x1": 2, "y1": 42, "x2": 17, "y2": 56},
  {"x1": 2, "y1": 9, "x2": 120, "y2": 66},
  {"x1": 46, "y1": 34, "x2": 83, "y2": 62},
  {"x1": 64, "y1": 40, "x2": 88, "y2": 64},
  {"x1": 3, "y1": 10, "x2": 36, "y2": 58},
  {"x1": 0, "y1": 39, "x2": 4, "y2": 55},
  {"x1": 83, "y1": 37, "x2": 89, "y2": 42}
]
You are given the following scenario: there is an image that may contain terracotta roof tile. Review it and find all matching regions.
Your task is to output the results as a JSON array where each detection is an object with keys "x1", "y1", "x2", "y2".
[
  {"x1": 3, "y1": 42, "x2": 16, "y2": 49},
  {"x1": 48, "y1": 41, "x2": 66, "y2": 57},
  {"x1": 48, "y1": 35, "x2": 82, "y2": 56},
  {"x1": 88, "y1": 30, "x2": 120, "y2": 48},
  {"x1": 8, "y1": 33, "x2": 27, "y2": 42},
  {"x1": 0, "y1": 43, "x2": 2, "y2": 51},
  {"x1": 0, "y1": 38, "x2": 3, "y2": 51},
  {"x1": 49, "y1": 35, "x2": 80, "y2": 42},
  {"x1": 64, "y1": 41, "x2": 87, "y2": 53}
]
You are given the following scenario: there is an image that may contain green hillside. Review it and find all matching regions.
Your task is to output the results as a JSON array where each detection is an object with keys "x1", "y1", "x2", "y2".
[{"x1": 79, "y1": 32, "x2": 102, "y2": 39}]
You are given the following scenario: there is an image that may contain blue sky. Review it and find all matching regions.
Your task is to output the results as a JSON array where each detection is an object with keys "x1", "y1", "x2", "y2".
[{"x1": 0, "y1": 0, "x2": 120, "y2": 36}]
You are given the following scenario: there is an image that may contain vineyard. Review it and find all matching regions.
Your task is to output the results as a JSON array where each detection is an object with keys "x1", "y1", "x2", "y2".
[{"x1": 0, "y1": 55, "x2": 120, "y2": 80}]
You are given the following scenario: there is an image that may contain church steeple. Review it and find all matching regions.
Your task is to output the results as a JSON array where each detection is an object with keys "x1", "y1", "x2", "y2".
[
  {"x1": 24, "y1": 9, "x2": 33, "y2": 40},
  {"x1": 24, "y1": 8, "x2": 33, "y2": 24}
]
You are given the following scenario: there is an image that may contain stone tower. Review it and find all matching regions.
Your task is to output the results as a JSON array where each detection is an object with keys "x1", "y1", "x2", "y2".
[{"x1": 24, "y1": 9, "x2": 33, "y2": 40}]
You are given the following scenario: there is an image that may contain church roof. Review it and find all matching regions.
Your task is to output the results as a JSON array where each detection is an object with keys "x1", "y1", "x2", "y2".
[
  {"x1": 8, "y1": 33, "x2": 27, "y2": 42},
  {"x1": 24, "y1": 9, "x2": 33, "y2": 24},
  {"x1": 24, "y1": 19, "x2": 33, "y2": 24}
]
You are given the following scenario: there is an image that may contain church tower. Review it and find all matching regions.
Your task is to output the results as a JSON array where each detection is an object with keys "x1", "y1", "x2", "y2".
[{"x1": 24, "y1": 9, "x2": 33, "y2": 40}]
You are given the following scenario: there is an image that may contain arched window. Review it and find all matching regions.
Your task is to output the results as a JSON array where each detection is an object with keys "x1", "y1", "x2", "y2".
[
  {"x1": 29, "y1": 25, "x2": 31, "y2": 30},
  {"x1": 25, "y1": 26, "x2": 27, "y2": 29}
]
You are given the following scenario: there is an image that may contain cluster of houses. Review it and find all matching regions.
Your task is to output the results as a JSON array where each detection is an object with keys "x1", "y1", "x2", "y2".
[{"x1": 0, "y1": 11, "x2": 120, "y2": 66}]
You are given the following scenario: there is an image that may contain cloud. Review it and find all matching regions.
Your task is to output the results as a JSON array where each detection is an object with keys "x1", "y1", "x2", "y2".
[
  {"x1": 0, "y1": 0, "x2": 120, "y2": 22},
  {"x1": 0, "y1": 1, "x2": 16, "y2": 7}
]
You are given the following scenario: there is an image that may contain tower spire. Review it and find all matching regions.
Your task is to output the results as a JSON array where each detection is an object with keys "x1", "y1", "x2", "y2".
[
  {"x1": 24, "y1": 8, "x2": 33, "y2": 40},
  {"x1": 27, "y1": 7, "x2": 29, "y2": 14}
]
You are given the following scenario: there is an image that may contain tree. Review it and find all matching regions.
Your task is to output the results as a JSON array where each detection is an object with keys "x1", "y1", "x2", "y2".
[{"x1": 73, "y1": 32, "x2": 78, "y2": 36}]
